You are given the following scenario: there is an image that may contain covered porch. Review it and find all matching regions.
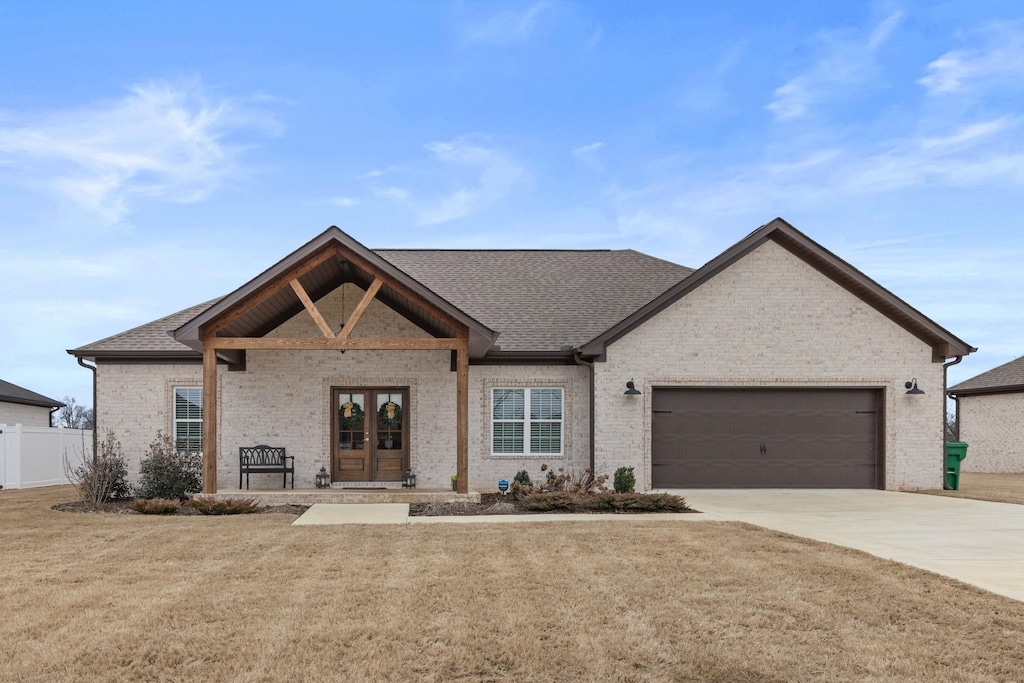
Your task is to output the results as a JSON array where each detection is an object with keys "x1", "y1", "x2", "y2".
[{"x1": 170, "y1": 227, "x2": 498, "y2": 496}]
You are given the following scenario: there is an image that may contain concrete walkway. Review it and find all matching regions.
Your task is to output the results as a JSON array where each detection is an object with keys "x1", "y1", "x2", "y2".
[
  {"x1": 292, "y1": 503, "x2": 410, "y2": 525},
  {"x1": 663, "y1": 489, "x2": 1024, "y2": 603}
]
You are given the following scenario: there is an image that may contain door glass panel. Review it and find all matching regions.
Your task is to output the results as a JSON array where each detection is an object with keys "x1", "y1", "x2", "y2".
[
  {"x1": 376, "y1": 392, "x2": 403, "y2": 450},
  {"x1": 337, "y1": 393, "x2": 365, "y2": 449}
]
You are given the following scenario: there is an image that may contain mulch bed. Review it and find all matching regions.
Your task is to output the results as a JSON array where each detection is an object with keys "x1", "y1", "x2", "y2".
[
  {"x1": 52, "y1": 500, "x2": 310, "y2": 516},
  {"x1": 409, "y1": 493, "x2": 696, "y2": 516}
]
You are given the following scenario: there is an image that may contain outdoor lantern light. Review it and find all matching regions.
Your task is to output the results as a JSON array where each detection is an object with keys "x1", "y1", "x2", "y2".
[
  {"x1": 905, "y1": 379, "x2": 925, "y2": 395},
  {"x1": 498, "y1": 479, "x2": 510, "y2": 495},
  {"x1": 315, "y1": 466, "x2": 330, "y2": 489},
  {"x1": 624, "y1": 379, "x2": 641, "y2": 396},
  {"x1": 403, "y1": 469, "x2": 417, "y2": 488}
]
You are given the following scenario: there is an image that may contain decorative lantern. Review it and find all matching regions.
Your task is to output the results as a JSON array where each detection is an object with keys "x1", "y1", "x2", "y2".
[
  {"x1": 315, "y1": 466, "x2": 330, "y2": 489},
  {"x1": 498, "y1": 479, "x2": 510, "y2": 495},
  {"x1": 403, "y1": 468, "x2": 417, "y2": 488}
]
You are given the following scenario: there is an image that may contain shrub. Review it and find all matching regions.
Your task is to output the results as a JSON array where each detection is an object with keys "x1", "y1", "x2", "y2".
[
  {"x1": 65, "y1": 430, "x2": 130, "y2": 509},
  {"x1": 513, "y1": 469, "x2": 532, "y2": 487},
  {"x1": 590, "y1": 492, "x2": 690, "y2": 512},
  {"x1": 613, "y1": 466, "x2": 636, "y2": 493},
  {"x1": 129, "y1": 498, "x2": 181, "y2": 515},
  {"x1": 135, "y1": 431, "x2": 202, "y2": 500},
  {"x1": 512, "y1": 463, "x2": 609, "y2": 498},
  {"x1": 190, "y1": 497, "x2": 259, "y2": 515},
  {"x1": 519, "y1": 492, "x2": 577, "y2": 511}
]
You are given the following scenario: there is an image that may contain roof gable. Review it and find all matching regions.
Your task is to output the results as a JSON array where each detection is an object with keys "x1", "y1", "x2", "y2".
[
  {"x1": 579, "y1": 218, "x2": 975, "y2": 361},
  {"x1": 172, "y1": 227, "x2": 498, "y2": 358}
]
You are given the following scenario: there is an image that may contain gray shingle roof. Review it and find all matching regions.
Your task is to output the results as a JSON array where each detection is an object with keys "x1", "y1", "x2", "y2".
[
  {"x1": 949, "y1": 355, "x2": 1024, "y2": 394},
  {"x1": 70, "y1": 250, "x2": 693, "y2": 357},
  {"x1": 0, "y1": 379, "x2": 64, "y2": 408}
]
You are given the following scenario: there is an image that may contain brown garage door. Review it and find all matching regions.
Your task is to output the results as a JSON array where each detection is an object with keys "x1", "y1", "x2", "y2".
[{"x1": 651, "y1": 388, "x2": 881, "y2": 488}]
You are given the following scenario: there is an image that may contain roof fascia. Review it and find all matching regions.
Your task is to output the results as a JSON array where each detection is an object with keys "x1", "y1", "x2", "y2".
[
  {"x1": 579, "y1": 217, "x2": 975, "y2": 360},
  {"x1": 947, "y1": 384, "x2": 1024, "y2": 397}
]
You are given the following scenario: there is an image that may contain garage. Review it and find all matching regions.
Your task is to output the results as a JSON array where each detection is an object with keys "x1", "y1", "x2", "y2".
[{"x1": 651, "y1": 388, "x2": 882, "y2": 488}]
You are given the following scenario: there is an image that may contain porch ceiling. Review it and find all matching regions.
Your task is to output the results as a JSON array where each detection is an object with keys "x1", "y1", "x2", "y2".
[{"x1": 172, "y1": 228, "x2": 497, "y2": 357}]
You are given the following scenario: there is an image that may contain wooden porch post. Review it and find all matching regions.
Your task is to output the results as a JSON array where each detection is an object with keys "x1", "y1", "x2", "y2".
[
  {"x1": 456, "y1": 342, "x2": 469, "y2": 494},
  {"x1": 202, "y1": 343, "x2": 218, "y2": 493}
]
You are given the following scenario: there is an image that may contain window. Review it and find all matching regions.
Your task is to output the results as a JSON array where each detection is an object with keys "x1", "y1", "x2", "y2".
[
  {"x1": 492, "y1": 388, "x2": 563, "y2": 455},
  {"x1": 174, "y1": 387, "x2": 203, "y2": 452}
]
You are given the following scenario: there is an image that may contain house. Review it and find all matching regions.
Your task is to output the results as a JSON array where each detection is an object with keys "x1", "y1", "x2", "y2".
[
  {"x1": 0, "y1": 380, "x2": 63, "y2": 428},
  {"x1": 948, "y1": 356, "x2": 1024, "y2": 473},
  {"x1": 67, "y1": 218, "x2": 974, "y2": 494}
]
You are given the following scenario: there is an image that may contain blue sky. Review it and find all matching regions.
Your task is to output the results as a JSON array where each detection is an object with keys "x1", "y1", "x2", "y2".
[{"x1": 1, "y1": 1, "x2": 1023, "y2": 408}]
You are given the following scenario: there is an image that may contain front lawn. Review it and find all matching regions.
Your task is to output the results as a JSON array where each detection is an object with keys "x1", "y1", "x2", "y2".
[
  {"x1": 3, "y1": 485, "x2": 1023, "y2": 682},
  {"x1": 922, "y1": 472, "x2": 1024, "y2": 506}
]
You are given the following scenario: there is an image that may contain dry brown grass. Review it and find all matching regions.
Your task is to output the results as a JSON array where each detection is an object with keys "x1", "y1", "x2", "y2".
[
  {"x1": 2, "y1": 485, "x2": 1023, "y2": 683},
  {"x1": 921, "y1": 472, "x2": 1024, "y2": 506}
]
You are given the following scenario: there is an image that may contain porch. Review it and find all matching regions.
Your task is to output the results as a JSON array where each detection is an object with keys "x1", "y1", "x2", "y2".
[{"x1": 195, "y1": 487, "x2": 481, "y2": 506}]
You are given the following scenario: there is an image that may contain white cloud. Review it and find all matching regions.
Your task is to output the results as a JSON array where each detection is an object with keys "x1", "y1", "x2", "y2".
[
  {"x1": 370, "y1": 136, "x2": 526, "y2": 225},
  {"x1": 0, "y1": 80, "x2": 281, "y2": 223},
  {"x1": 329, "y1": 196, "x2": 359, "y2": 207},
  {"x1": 463, "y1": 2, "x2": 551, "y2": 45},
  {"x1": 919, "y1": 22, "x2": 1024, "y2": 95},
  {"x1": 766, "y1": 11, "x2": 903, "y2": 121},
  {"x1": 571, "y1": 141, "x2": 604, "y2": 172}
]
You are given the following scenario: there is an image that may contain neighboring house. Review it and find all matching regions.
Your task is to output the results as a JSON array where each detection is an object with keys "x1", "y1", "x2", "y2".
[
  {"x1": 948, "y1": 356, "x2": 1024, "y2": 473},
  {"x1": 0, "y1": 380, "x2": 64, "y2": 428},
  {"x1": 68, "y1": 218, "x2": 974, "y2": 493}
]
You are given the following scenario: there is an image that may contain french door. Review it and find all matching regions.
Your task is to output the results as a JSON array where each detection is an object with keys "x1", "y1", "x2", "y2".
[{"x1": 331, "y1": 388, "x2": 408, "y2": 482}]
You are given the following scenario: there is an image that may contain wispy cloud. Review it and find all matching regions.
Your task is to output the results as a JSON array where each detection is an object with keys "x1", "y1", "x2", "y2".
[
  {"x1": 919, "y1": 21, "x2": 1024, "y2": 95},
  {"x1": 766, "y1": 11, "x2": 903, "y2": 121},
  {"x1": 0, "y1": 79, "x2": 281, "y2": 223},
  {"x1": 329, "y1": 196, "x2": 359, "y2": 207},
  {"x1": 462, "y1": 2, "x2": 552, "y2": 45},
  {"x1": 369, "y1": 136, "x2": 526, "y2": 225}
]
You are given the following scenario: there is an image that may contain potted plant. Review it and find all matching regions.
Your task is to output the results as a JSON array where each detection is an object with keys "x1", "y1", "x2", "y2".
[{"x1": 450, "y1": 474, "x2": 458, "y2": 491}]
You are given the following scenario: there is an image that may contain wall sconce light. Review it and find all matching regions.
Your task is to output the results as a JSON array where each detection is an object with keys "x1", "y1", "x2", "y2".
[
  {"x1": 904, "y1": 379, "x2": 925, "y2": 395},
  {"x1": 624, "y1": 379, "x2": 641, "y2": 396}
]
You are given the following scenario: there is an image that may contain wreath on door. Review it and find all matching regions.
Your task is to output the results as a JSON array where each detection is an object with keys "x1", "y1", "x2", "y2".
[
  {"x1": 378, "y1": 401, "x2": 403, "y2": 430},
  {"x1": 339, "y1": 401, "x2": 365, "y2": 430}
]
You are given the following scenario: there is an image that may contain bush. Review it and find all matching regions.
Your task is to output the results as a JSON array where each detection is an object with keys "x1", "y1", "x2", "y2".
[
  {"x1": 129, "y1": 498, "x2": 181, "y2": 515},
  {"x1": 512, "y1": 463, "x2": 609, "y2": 498},
  {"x1": 519, "y1": 492, "x2": 577, "y2": 511},
  {"x1": 613, "y1": 466, "x2": 636, "y2": 493},
  {"x1": 190, "y1": 497, "x2": 259, "y2": 515},
  {"x1": 513, "y1": 469, "x2": 532, "y2": 488},
  {"x1": 135, "y1": 431, "x2": 202, "y2": 500},
  {"x1": 65, "y1": 430, "x2": 130, "y2": 509}
]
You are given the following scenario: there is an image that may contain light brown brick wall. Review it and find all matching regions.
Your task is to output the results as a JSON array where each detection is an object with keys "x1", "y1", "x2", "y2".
[
  {"x1": 97, "y1": 284, "x2": 589, "y2": 491},
  {"x1": 958, "y1": 393, "x2": 1024, "y2": 473},
  {"x1": 593, "y1": 239, "x2": 945, "y2": 491},
  {"x1": 0, "y1": 401, "x2": 53, "y2": 427}
]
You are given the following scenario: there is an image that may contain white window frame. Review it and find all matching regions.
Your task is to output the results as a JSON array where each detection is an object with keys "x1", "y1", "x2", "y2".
[
  {"x1": 491, "y1": 387, "x2": 563, "y2": 456},
  {"x1": 173, "y1": 386, "x2": 203, "y2": 453}
]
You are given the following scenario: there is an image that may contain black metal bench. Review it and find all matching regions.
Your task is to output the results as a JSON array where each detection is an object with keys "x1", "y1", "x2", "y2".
[{"x1": 239, "y1": 445, "x2": 294, "y2": 489}]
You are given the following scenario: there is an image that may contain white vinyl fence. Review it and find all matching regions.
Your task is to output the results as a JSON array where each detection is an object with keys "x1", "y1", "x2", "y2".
[{"x1": 0, "y1": 424, "x2": 93, "y2": 489}]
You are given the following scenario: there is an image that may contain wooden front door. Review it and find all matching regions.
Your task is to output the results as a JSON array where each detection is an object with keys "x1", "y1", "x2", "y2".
[{"x1": 332, "y1": 388, "x2": 409, "y2": 482}]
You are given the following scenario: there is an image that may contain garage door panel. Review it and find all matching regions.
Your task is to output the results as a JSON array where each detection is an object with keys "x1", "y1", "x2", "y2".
[{"x1": 651, "y1": 388, "x2": 880, "y2": 488}]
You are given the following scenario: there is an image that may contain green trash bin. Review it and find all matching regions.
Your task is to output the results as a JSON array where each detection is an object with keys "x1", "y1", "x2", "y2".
[{"x1": 945, "y1": 441, "x2": 968, "y2": 490}]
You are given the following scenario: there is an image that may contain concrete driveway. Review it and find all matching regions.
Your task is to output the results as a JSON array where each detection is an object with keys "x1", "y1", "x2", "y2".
[{"x1": 663, "y1": 489, "x2": 1024, "y2": 603}]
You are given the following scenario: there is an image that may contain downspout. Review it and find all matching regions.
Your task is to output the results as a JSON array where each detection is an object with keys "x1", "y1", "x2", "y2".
[
  {"x1": 573, "y1": 351, "x2": 596, "y2": 474},
  {"x1": 49, "y1": 406, "x2": 60, "y2": 428},
  {"x1": 943, "y1": 356, "x2": 963, "y2": 440},
  {"x1": 77, "y1": 357, "x2": 98, "y2": 460},
  {"x1": 942, "y1": 355, "x2": 963, "y2": 487}
]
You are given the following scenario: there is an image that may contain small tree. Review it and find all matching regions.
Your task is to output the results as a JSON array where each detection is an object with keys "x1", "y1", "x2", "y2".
[
  {"x1": 57, "y1": 396, "x2": 92, "y2": 429},
  {"x1": 65, "y1": 430, "x2": 130, "y2": 508},
  {"x1": 135, "y1": 431, "x2": 202, "y2": 500}
]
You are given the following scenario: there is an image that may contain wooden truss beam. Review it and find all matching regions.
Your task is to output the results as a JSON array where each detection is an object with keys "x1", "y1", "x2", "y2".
[
  {"x1": 208, "y1": 337, "x2": 468, "y2": 351},
  {"x1": 289, "y1": 278, "x2": 335, "y2": 339},
  {"x1": 337, "y1": 277, "x2": 383, "y2": 339}
]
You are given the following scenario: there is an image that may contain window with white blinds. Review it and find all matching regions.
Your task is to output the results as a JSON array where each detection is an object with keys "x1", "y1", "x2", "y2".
[
  {"x1": 492, "y1": 388, "x2": 563, "y2": 455},
  {"x1": 174, "y1": 387, "x2": 203, "y2": 453}
]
